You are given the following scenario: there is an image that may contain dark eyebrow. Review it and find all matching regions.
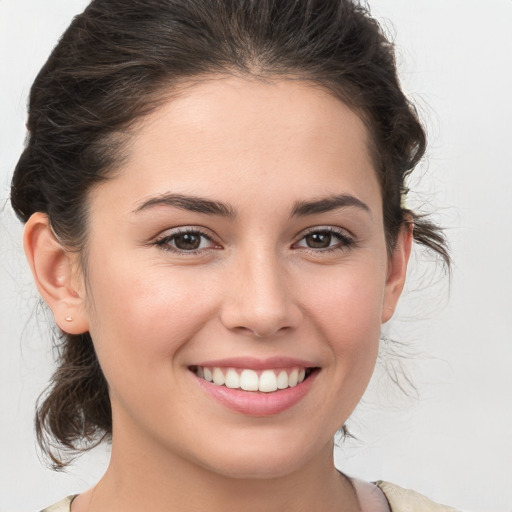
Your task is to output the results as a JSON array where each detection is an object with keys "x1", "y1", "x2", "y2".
[
  {"x1": 133, "y1": 193, "x2": 235, "y2": 217},
  {"x1": 291, "y1": 194, "x2": 371, "y2": 217}
]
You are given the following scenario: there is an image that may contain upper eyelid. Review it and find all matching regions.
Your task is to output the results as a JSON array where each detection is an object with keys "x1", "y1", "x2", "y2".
[
  {"x1": 295, "y1": 225, "x2": 354, "y2": 240},
  {"x1": 154, "y1": 226, "x2": 216, "y2": 241}
]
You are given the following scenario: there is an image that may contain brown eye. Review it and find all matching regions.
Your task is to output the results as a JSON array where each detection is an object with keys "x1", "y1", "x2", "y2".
[
  {"x1": 173, "y1": 233, "x2": 202, "y2": 250},
  {"x1": 294, "y1": 228, "x2": 354, "y2": 252},
  {"x1": 155, "y1": 229, "x2": 218, "y2": 253},
  {"x1": 304, "y1": 232, "x2": 333, "y2": 248}
]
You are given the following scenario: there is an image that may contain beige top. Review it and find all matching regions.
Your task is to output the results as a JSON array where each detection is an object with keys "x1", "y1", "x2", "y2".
[
  {"x1": 375, "y1": 481, "x2": 460, "y2": 512},
  {"x1": 39, "y1": 481, "x2": 460, "y2": 512}
]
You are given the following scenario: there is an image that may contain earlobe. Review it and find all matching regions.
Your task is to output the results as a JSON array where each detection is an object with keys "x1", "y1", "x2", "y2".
[
  {"x1": 23, "y1": 213, "x2": 89, "y2": 334},
  {"x1": 381, "y1": 220, "x2": 413, "y2": 323}
]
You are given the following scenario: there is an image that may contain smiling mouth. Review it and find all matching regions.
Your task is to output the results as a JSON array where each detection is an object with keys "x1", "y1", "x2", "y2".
[{"x1": 189, "y1": 366, "x2": 317, "y2": 393}]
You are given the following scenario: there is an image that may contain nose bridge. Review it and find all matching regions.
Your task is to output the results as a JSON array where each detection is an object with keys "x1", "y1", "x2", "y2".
[{"x1": 221, "y1": 244, "x2": 301, "y2": 337}]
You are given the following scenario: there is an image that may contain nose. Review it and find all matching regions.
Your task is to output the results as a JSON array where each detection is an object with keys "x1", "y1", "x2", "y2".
[{"x1": 219, "y1": 250, "x2": 303, "y2": 338}]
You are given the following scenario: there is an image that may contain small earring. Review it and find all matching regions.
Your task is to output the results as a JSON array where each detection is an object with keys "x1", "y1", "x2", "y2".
[{"x1": 65, "y1": 316, "x2": 73, "y2": 322}]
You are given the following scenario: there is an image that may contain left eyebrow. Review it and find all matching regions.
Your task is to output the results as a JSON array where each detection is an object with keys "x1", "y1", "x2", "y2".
[{"x1": 290, "y1": 194, "x2": 371, "y2": 217}]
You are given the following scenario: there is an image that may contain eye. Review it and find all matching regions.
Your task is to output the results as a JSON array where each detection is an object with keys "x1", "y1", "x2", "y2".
[
  {"x1": 293, "y1": 228, "x2": 354, "y2": 251},
  {"x1": 154, "y1": 229, "x2": 220, "y2": 253}
]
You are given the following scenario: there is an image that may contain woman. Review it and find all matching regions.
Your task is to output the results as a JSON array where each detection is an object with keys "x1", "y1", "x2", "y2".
[{"x1": 10, "y1": 0, "x2": 455, "y2": 510}]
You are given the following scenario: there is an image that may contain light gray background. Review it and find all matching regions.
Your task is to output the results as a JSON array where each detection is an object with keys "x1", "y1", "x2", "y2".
[{"x1": 1, "y1": 1, "x2": 511, "y2": 511}]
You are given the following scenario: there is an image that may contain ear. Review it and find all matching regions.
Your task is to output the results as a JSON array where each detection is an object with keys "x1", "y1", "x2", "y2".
[
  {"x1": 381, "y1": 220, "x2": 413, "y2": 323},
  {"x1": 23, "y1": 212, "x2": 89, "y2": 334}
]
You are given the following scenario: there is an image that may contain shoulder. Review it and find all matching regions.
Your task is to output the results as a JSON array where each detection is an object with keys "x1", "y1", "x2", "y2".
[
  {"x1": 39, "y1": 496, "x2": 76, "y2": 512},
  {"x1": 375, "y1": 481, "x2": 460, "y2": 512}
]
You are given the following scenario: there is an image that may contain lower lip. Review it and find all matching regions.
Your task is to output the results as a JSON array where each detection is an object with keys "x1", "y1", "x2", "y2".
[{"x1": 194, "y1": 370, "x2": 318, "y2": 416}]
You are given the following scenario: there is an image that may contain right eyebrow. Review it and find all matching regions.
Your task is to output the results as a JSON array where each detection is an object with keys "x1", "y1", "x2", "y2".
[
  {"x1": 132, "y1": 193, "x2": 236, "y2": 218},
  {"x1": 290, "y1": 194, "x2": 372, "y2": 218}
]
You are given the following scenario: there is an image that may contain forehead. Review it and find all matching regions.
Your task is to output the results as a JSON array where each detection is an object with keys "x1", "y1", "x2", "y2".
[
  {"x1": 136, "y1": 76, "x2": 372, "y2": 159},
  {"x1": 90, "y1": 76, "x2": 380, "y2": 215}
]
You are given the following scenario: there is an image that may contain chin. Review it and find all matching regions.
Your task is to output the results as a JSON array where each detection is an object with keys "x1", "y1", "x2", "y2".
[{"x1": 194, "y1": 435, "x2": 328, "y2": 481}]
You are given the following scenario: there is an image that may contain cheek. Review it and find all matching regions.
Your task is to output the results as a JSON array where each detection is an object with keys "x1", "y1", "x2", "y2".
[
  {"x1": 84, "y1": 261, "x2": 219, "y2": 387},
  {"x1": 303, "y1": 260, "x2": 385, "y2": 333},
  {"x1": 300, "y1": 260, "x2": 385, "y2": 374}
]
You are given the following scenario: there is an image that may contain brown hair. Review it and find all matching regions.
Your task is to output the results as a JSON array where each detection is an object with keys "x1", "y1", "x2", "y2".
[{"x1": 10, "y1": 0, "x2": 449, "y2": 468}]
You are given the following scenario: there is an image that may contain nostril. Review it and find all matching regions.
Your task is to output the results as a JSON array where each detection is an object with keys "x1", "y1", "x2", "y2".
[
  {"x1": 236, "y1": 324, "x2": 292, "y2": 338},
  {"x1": 219, "y1": 270, "x2": 303, "y2": 337}
]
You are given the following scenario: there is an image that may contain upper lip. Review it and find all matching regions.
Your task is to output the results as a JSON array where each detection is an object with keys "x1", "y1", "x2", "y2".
[{"x1": 191, "y1": 356, "x2": 318, "y2": 370}]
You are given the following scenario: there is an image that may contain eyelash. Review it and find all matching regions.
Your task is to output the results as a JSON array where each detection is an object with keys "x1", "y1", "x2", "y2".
[
  {"x1": 292, "y1": 227, "x2": 355, "y2": 253},
  {"x1": 153, "y1": 227, "x2": 355, "y2": 255},
  {"x1": 154, "y1": 228, "x2": 219, "y2": 255}
]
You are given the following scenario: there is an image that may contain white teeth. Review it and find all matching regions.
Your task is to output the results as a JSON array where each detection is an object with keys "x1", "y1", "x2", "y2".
[
  {"x1": 212, "y1": 367, "x2": 225, "y2": 386},
  {"x1": 225, "y1": 368, "x2": 240, "y2": 389},
  {"x1": 259, "y1": 370, "x2": 278, "y2": 393},
  {"x1": 276, "y1": 370, "x2": 289, "y2": 389},
  {"x1": 240, "y1": 369, "x2": 259, "y2": 391},
  {"x1": 195, "y1": 366, "x2": 312, "y2": 392}
]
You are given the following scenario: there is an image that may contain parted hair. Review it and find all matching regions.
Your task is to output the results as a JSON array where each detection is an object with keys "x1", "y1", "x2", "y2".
[{"x1": 11, "y1": 0, "x2": 449, "y2": 468}]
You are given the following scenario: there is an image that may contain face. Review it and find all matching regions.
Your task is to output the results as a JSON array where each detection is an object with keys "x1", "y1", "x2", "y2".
[{"x1": 76, "y1": 77, "x2": 409, "y2": 478}]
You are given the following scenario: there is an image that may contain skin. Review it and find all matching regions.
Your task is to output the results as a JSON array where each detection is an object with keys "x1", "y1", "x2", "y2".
[{"x1": 24, "y1": 76, "x2": 412, "y2": 511}]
